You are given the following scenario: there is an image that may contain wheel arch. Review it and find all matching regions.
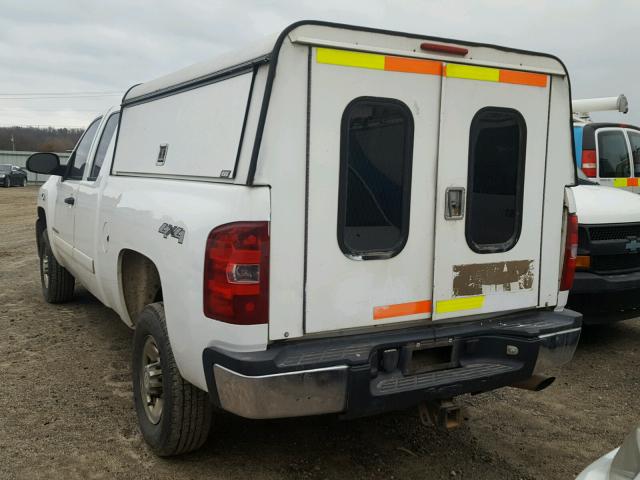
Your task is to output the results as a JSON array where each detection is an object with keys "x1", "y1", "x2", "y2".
[{"x1": 118, "y1": 249, "x2": 163, "y2": 326}]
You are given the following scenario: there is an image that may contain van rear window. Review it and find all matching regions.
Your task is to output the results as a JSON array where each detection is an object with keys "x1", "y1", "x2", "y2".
[
  {"x1": 627, "y1": 131, "x2": 640, "y2": 177},
  {"x1": 598, "y1": 130, "x2": 630, "y2": 178},
  {"x1": 337, "y1": 97, "x2": 414, "y2": 258},
  {"x1": 466, "y1": 108, "x2": 526, "y2": 253}
]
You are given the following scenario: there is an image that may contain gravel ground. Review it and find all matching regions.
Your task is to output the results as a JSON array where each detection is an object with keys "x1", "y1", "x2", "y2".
[{"x1": 1, "y1": 186, "x2": 639, "y2": 480}]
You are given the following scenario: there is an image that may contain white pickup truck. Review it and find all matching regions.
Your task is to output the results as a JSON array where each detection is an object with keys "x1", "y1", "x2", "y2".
[{"x1": 27, "y1": 21, "x2": 581, "y2": 456}]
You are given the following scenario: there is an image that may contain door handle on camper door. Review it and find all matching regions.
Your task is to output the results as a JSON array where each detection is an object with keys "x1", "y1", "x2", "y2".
[
  {"x1": 64, "y1": 196, "x2": 75, "y2": 206},
  {"x1": 444, "y1": 187, "x2": 465, "y2": 220}
]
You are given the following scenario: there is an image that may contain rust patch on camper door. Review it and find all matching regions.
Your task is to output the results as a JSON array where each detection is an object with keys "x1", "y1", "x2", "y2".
[{"x1": 453, "y1": 260, "x2": 534, "y2": 296}]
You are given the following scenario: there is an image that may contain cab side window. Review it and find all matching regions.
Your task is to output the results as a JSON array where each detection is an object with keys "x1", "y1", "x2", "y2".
[
  {"x1": 66, "y1": 118, "x2": 101, "y2": 180},
  {"x1": 89, "y1": 113, "x2": 119, "y2": 180},
  {"x1": 598, "y1": 130, "x2": 630, "y2": 178},
  {"x1": 628, "y1": 131, "x2": 640, "y2": 177}
]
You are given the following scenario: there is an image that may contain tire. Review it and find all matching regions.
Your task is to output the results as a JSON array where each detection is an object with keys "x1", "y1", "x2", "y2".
[
  {"x1": 39, "y1": 230, "x2": 75, "y2": 303},
  {"x1": 5, "y1": 177, "x2": 10, "y2": 187},
  {"x1": 132, "y1": 303, "x2": 212, "y2": 456},
  {"x1": 21, "y1": 177, "x2": 26, "y2": 187}
]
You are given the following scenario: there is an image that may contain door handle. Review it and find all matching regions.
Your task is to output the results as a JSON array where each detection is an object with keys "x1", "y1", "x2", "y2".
[
  {"x1": 445, "y1": 187, "x2": 465, "y2": 220},
  {"x1": 64, "y1": 196, "x2": 75, "y2": 206}
]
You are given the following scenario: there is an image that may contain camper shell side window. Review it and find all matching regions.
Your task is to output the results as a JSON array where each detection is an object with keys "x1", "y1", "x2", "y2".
[
  {"x1": 337, "y1": 97, "x2": 414, "y2": 259},
  {"x1": 466, "y1": 107, "x2": 526, "y2": 254}
]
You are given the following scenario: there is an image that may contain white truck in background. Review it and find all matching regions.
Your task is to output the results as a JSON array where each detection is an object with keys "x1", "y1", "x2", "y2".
[
  {"x1": 568, "y1": 96, "x2": 640, "y2": 321},
  {"x1": 27, "y1": 21, "x2": 581, "y2": 456}
]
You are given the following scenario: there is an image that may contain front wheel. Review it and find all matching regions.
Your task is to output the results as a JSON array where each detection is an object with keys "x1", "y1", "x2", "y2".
[
  {"x1": 4, "y1": 177, "x2": 10, "y2": 187},
  {"x1": 39, "y1": 230, "x2": 75, "y2": 303},
  {"x1": 21, "y1": 177, "x2": 26, "y2": 187},
  {"x1": 132, "y1": 303, "x2": 212, "y2": 456}
]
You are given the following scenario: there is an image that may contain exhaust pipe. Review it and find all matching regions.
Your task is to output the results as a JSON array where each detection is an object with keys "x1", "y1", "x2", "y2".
[{"x1": 511, "y1": 374, "x2": 555, "y2": 392}]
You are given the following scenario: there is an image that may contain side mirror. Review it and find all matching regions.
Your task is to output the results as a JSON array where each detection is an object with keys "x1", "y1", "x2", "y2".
[{"x1": 26, "y1": 152, "x2": 63, "y2": 176}]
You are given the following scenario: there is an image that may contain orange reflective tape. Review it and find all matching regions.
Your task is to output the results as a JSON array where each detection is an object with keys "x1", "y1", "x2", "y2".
[
  {"x1": 373, "y1": 300, "x2": 432, "y2": 320},
  {"x1": 628, "y1": 178, "x2": 639, "y2": 187},
  {"x1": 384, "y1": 56, "x2": 442, "y2": 75},
  {"x1": 499, "y1": 69, "x2": 548, "y2": 87}
]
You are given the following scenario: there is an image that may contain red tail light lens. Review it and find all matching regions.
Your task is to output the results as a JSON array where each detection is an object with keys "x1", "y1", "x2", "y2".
[
  {"x1": 560, "y1": 213, "x2": 578, "y2": 291},
  {"x1": 203, "y1": 222, "x2": 269, "y2": 325},
  {"x1": 581, "y1": 150, "x2": 597, "y2": 177}
]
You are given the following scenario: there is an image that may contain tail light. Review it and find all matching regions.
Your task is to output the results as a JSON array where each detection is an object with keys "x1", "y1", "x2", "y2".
[
  {"x1": 581, "y1": 149, "x2": 597, "y2": 177},
  {"x1": 203, "y1": 222, "x2": 269, "y2": 325},
  {"x1": 560, "y1": 213, "x2": 578, "y2": 291}
]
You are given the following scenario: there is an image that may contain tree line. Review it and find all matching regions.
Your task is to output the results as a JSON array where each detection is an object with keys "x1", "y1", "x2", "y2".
[{"x1": 0, "y1": 126, "x2": 83, "y2": 152}]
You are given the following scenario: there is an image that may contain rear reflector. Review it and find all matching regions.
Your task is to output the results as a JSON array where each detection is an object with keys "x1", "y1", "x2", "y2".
[
  {"x1": 420, "y1": 42, "x2": 468, "y2": 56},
  {"x1": 582, "y1": 150, "x2": 597, "y2": 177},
  {"x1": 560, "y1": 213, "x2": 579, "y2": 291},
  {"x1": 204, "y1": 222, "x2": 269, "y2": 325}
]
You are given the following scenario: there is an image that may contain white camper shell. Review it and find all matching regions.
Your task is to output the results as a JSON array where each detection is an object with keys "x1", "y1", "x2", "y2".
[{"x1": 31, "y1": 21, "x2": 581, "y2": 456}]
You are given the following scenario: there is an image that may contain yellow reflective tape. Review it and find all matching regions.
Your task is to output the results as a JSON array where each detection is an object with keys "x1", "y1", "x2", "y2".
[
  {"x1": 436, "y1": 295, "x2": 485, "y2": 314},
  {"x1": 613, "y1": 178, "x2": 628, "y2": 187},
  {"x1": 317, "y1": 48, "x2": 385, "y2": 70},
  {"x1": 445, "y1": 63, "x2": 500, "y2": 82}
]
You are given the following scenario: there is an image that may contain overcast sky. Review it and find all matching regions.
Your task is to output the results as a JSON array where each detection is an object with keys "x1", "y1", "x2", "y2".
[{"x1": 0, "y1": 0, "x2": 636, "y2": 128}]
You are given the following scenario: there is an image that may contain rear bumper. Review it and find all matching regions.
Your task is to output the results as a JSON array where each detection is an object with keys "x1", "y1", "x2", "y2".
[
  {"x1": 571, "y1": 270, "x2": 640, "y2": 294},
  {"x1": 202, "y1": 309, "x2": 581, "y2": 420},
  {"x1": 569, "y1": 271, "x2": 640, "y2": 320}
]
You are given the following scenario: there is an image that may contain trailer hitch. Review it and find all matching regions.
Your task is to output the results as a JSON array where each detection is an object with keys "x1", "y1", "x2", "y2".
[{"x1": 418, "y1": 399, "x2": 462, "y2": 430}]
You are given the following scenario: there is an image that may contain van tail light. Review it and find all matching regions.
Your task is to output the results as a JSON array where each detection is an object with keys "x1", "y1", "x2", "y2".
[
  {"x1": 203, "y1": 222, "x2": 269, "y2": 325},
  {"x1": 560, "y1": 213, "x2": 579, "y2": 291},
  {"x1": 581, "y1": 150, "x2": 597, "y2": 177}
]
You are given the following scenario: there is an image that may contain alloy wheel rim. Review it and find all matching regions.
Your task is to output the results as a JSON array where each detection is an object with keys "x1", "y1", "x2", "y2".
[{"x1": 140, "y1": 335, "x2": 163, "y2": 424}]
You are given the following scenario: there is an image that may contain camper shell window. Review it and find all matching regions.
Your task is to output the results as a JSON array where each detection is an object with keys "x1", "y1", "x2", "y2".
[
  {"x1": 466, "y1": 107, "x2": 526, "y2": 253},
  {"x1": 337, "y1": 97, "x2": 414, "y2": 259}
]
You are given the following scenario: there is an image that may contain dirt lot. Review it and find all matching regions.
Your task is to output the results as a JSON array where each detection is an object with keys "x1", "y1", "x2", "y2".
[{"x1": 1, "y1": 186, "x2": 639, "y2": 480}]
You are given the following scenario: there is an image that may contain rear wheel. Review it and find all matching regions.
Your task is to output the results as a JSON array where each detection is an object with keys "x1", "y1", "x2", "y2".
[
  {"x1": 5, "y1": 177, "x2": 10, "y2": 187},
  {"x1": 39, "y1": 230, "x2": 75, "y2": 303},
  {"x1": 21, "y1": 177, "x2": 26, "y2": 187},
  {"x1": 132, "y1": 303, "x2": 212, "y2": 456}
]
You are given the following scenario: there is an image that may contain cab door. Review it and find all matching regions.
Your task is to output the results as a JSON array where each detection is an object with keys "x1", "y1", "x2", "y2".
[
  {"x1": 51, "y1": 118, "x2": 101, "y2": 269},
  {"x1": 432, "y1": 64, "x2": 551, "y2": 320},
  {"x1": 74, "y1": 111, "x2": 119, "y2": 284}
]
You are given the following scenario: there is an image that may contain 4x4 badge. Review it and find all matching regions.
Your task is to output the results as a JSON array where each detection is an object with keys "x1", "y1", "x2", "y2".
[{"x1": 158, "y1": 223, "x2": 185, "y2": 244}]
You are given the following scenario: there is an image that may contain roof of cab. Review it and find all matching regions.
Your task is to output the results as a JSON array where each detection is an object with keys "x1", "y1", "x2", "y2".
[{"x1": 122, "y1": 20, "x2": 569, "y2": 106}]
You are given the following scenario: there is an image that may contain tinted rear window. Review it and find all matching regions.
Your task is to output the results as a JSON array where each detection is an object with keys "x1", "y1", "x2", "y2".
[
  {"x1": 628, "y1": 130, "x2": 640, "y2": 177},
  {"x1": 598, "y1": 130, "x2": 630, "y2": 178},
  {"x1": 337, "y1": 97, "x2": 414, "y2": 258},
  {"x1": 466, "y1": 108, "x2": 526, "y2": 253}
]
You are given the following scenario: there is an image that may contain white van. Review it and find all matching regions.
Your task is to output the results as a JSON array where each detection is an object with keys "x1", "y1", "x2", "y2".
[
  {"x1": 27, "y1": 21, "x2": 580, "y2": 456},
  {"x1": 572, "y1": 95, "x2": 640, "y2": 191}
]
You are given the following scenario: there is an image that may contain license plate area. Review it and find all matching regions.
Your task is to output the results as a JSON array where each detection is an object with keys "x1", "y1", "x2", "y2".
[{"x1": 401, "y1": 340, "x2": 460, "y2": 375}]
